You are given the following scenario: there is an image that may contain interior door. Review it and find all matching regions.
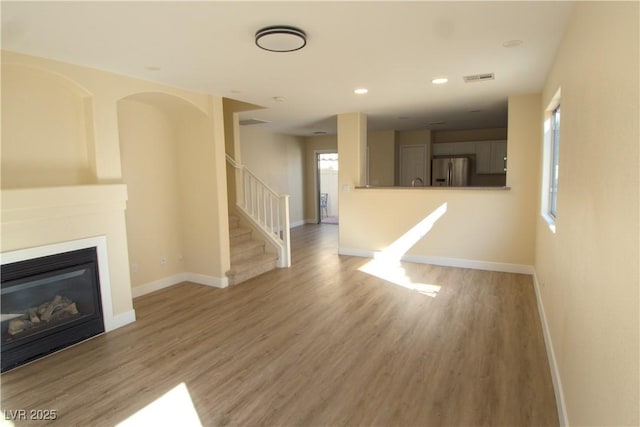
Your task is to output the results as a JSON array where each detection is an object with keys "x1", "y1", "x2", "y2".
[{"x1": 398, "y1": 144, "x2": 427, "y2": 186}]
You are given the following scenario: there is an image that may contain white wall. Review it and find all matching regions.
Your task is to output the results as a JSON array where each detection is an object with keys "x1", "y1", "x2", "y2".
[
  {"x1": 239, "y1": 126, "x2": 305, "y2": 226},
  {"x1": 535, "y1": 3, "x2": 639, "y2": 425}
]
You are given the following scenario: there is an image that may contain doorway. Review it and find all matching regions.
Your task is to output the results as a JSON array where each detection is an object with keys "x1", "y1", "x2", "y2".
[
  {"x1": 317, "y1": 152, "x2": 339, "y2": 224},
  {"x1": 398, "y1": 144, "x2": 427, "y2": 187}
]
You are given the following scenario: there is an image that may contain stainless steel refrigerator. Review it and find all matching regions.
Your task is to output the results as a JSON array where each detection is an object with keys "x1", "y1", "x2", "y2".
[{"x1": 431, "y1": 157, "x2": 470, "y2": 187}]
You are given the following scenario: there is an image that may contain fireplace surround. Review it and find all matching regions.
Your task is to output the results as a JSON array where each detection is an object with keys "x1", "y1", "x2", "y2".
[
  {"x1": 1, "y1": 246, "x2": 105, "y2": 372},
  {"x1": 0, "y1": 234, "x2": 126, "y2": 371}
]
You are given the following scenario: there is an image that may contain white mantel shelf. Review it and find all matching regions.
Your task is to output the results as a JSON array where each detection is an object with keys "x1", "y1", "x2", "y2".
[{"x1": 1, "y1": 184, "x2": 128, "y2": 223}]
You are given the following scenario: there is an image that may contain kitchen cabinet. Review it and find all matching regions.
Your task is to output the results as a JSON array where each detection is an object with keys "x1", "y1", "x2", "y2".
[
  {"x1": 475, "y1": 140, "x2": 507, "y2": 174},
  {"x1": 432, "y1": 140, "x2": 507, "y2": 174},
  {"x1": 431, "y1": 141, "x2": 475, "y2": 156}
]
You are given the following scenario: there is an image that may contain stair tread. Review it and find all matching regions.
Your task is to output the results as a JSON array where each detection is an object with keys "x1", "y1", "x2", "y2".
[
  {"x1": 229, "y1": 253, "x2": 278, "y2": 274},
  {"x1": 231, "y1": 239, "x2": 264, "y2": 252},
  {"x1": 229, "y1": 226, "x2": 252, "y2": 237}
]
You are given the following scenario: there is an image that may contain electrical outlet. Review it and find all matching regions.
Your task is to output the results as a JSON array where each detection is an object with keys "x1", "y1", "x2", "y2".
[{"x1": 160, "y1": 256, "x2": 167, "y2": 265}]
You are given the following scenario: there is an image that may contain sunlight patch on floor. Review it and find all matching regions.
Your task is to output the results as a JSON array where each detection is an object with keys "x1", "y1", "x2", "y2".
[
  {"x1": 359, "y1": 203, "x2": 447, "y2": 297},
  {"x1": 116, "y1": 382, "x2": 202, "y2": 427},
  {"x1": 360, "y1": 259, "x2": 442, "y2": 297}
]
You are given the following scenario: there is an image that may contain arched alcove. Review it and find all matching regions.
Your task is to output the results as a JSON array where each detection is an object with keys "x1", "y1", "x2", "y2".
[
  {"x1": 1, "y1": 64, "x2": 98, "y2": 188},
  {"x1": 117, "y1": 91, "x2": 217, "y2": 288}
]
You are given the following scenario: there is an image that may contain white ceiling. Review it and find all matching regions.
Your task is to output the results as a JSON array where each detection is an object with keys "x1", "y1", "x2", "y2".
[{"x1": 1, "y1": 1, "x2": 573, "y2": 136}]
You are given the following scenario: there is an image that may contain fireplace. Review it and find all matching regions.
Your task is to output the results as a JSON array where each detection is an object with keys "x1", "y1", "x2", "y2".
[{"x1": 1, "y1": 247, "x2": 105, "y2": 372}]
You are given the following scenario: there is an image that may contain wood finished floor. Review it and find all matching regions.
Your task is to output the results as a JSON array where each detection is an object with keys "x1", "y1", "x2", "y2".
[{"x1": 1, "y1": 224, "x2": 558, "y2": 426}]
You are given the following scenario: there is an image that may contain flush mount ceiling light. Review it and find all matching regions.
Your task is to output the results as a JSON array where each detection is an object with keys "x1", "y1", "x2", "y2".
[{"x1": 255, "y1": 26, "x2": 307, "y2": 52}]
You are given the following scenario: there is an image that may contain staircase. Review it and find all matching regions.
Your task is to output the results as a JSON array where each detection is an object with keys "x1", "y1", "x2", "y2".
[{"x1": 227, "y1": 215, "x2": 279, "y2": 285}]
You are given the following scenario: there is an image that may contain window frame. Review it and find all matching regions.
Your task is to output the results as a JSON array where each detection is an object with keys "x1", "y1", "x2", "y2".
[
  {"x1": 548, "y1": 104, "x2": 561, "y2": 219},
  {"x1": 541, "y1": 89, "x2": 561, "y2": 233}
]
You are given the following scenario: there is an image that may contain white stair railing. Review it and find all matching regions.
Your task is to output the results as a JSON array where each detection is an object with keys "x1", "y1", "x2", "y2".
[{"x1": 226, "y1": 154, "x2": 291, "y2": 268}]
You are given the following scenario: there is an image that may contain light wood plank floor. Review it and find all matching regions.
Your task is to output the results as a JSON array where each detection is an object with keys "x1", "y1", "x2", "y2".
[{"x1": 1, "y1": 224, "x2": 558, "y2": 426}]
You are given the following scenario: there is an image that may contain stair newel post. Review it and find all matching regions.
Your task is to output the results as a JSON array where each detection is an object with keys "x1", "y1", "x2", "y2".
[{"x1": 281, "y1": 194, "x2": 291, "y2": 268}]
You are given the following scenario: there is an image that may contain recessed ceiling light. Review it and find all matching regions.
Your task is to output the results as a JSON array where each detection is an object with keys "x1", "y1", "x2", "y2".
[
  {"x1": 502, "y1": 39, "x2": 523, "y2": 48},
  {"x1": 272, "y1": 96, "x2": 286, "y2": 102},
  {"x1": 354, "y1": 88, "x2": 368, "y2": 95},
  {"x1": 431, "y1": 77, "x2": 448, "y2": 85},
  {"x1": 255, "y1": 26, "x2": 307, "y2": 52}
]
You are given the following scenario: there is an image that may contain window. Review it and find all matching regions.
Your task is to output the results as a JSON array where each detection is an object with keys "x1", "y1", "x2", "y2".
[
  {"x1": 540, "y1": 89, "x2": 560, "y2": 233},
  {"x1": 541, "y1": 89, "x2": 561, "y2": 232},
  {"x1": 549, "y1": 105, "x2": 561, "y2": 218}
]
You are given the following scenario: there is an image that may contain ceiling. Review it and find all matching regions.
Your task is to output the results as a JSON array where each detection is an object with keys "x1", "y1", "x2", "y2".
[{"x1": 1, "y1": 1, "x2": 573, "y2": 136}]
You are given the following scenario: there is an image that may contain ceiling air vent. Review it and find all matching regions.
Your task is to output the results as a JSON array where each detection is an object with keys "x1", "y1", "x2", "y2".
[
  {"x1": 239, "y1": 118, "x2": 270, "y2": 126},
  {"x1": 463, "y1": 73, "x2": 495, "y2": 83}
]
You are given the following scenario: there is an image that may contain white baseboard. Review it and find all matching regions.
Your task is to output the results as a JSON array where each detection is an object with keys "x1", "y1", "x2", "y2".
[
  {"x1": 132, "y1": 272, "x2": 228, "y2": 298},
  {"x1": 131, "y1": 273, "x2": 188, "y2": 298},
  {"x1": 305, "y1": 218, "x2": 318, "y2": 224},
  {"x1": 183, "y1": 272, "x2": 229, "y2": 289},
  {"x1": 106, "y1": 309, "x2": 136, "y2": 332},
  {"x1": 338, "y1": 247, "x2": 534, "y2": 274},
  {"x1": 532, "y1": 272, "x2": 568, "y2": 426},
  {"x1": 290, "y1": 220, "x2": 306, "y2": 228}
]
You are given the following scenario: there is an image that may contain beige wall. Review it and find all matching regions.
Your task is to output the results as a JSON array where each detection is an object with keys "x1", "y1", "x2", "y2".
[
  {"x1": 303, "y1": 134, "x2": 338, "y2": 223},
  {"x1": 338, "y1": 96, "x2": 539, "y2": 268},
  {"x1": 177, "y1": 100, "x2": 230, "y2": 280},
  {"x1": 535, "y1": 3, "x2": 639, "y2": 425},
  {"x1": 367, "y1": 130, "x2": 396, "y2": 186},
  {"x1": 1, "y1": 63, "x2": 96, "y2": 188},
  {"x1": 239, "y1": 126, "x2": 305, "y2": 226},
  {"x1": 117, "y1": 99, "x2": 185, "y2": 286}
]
